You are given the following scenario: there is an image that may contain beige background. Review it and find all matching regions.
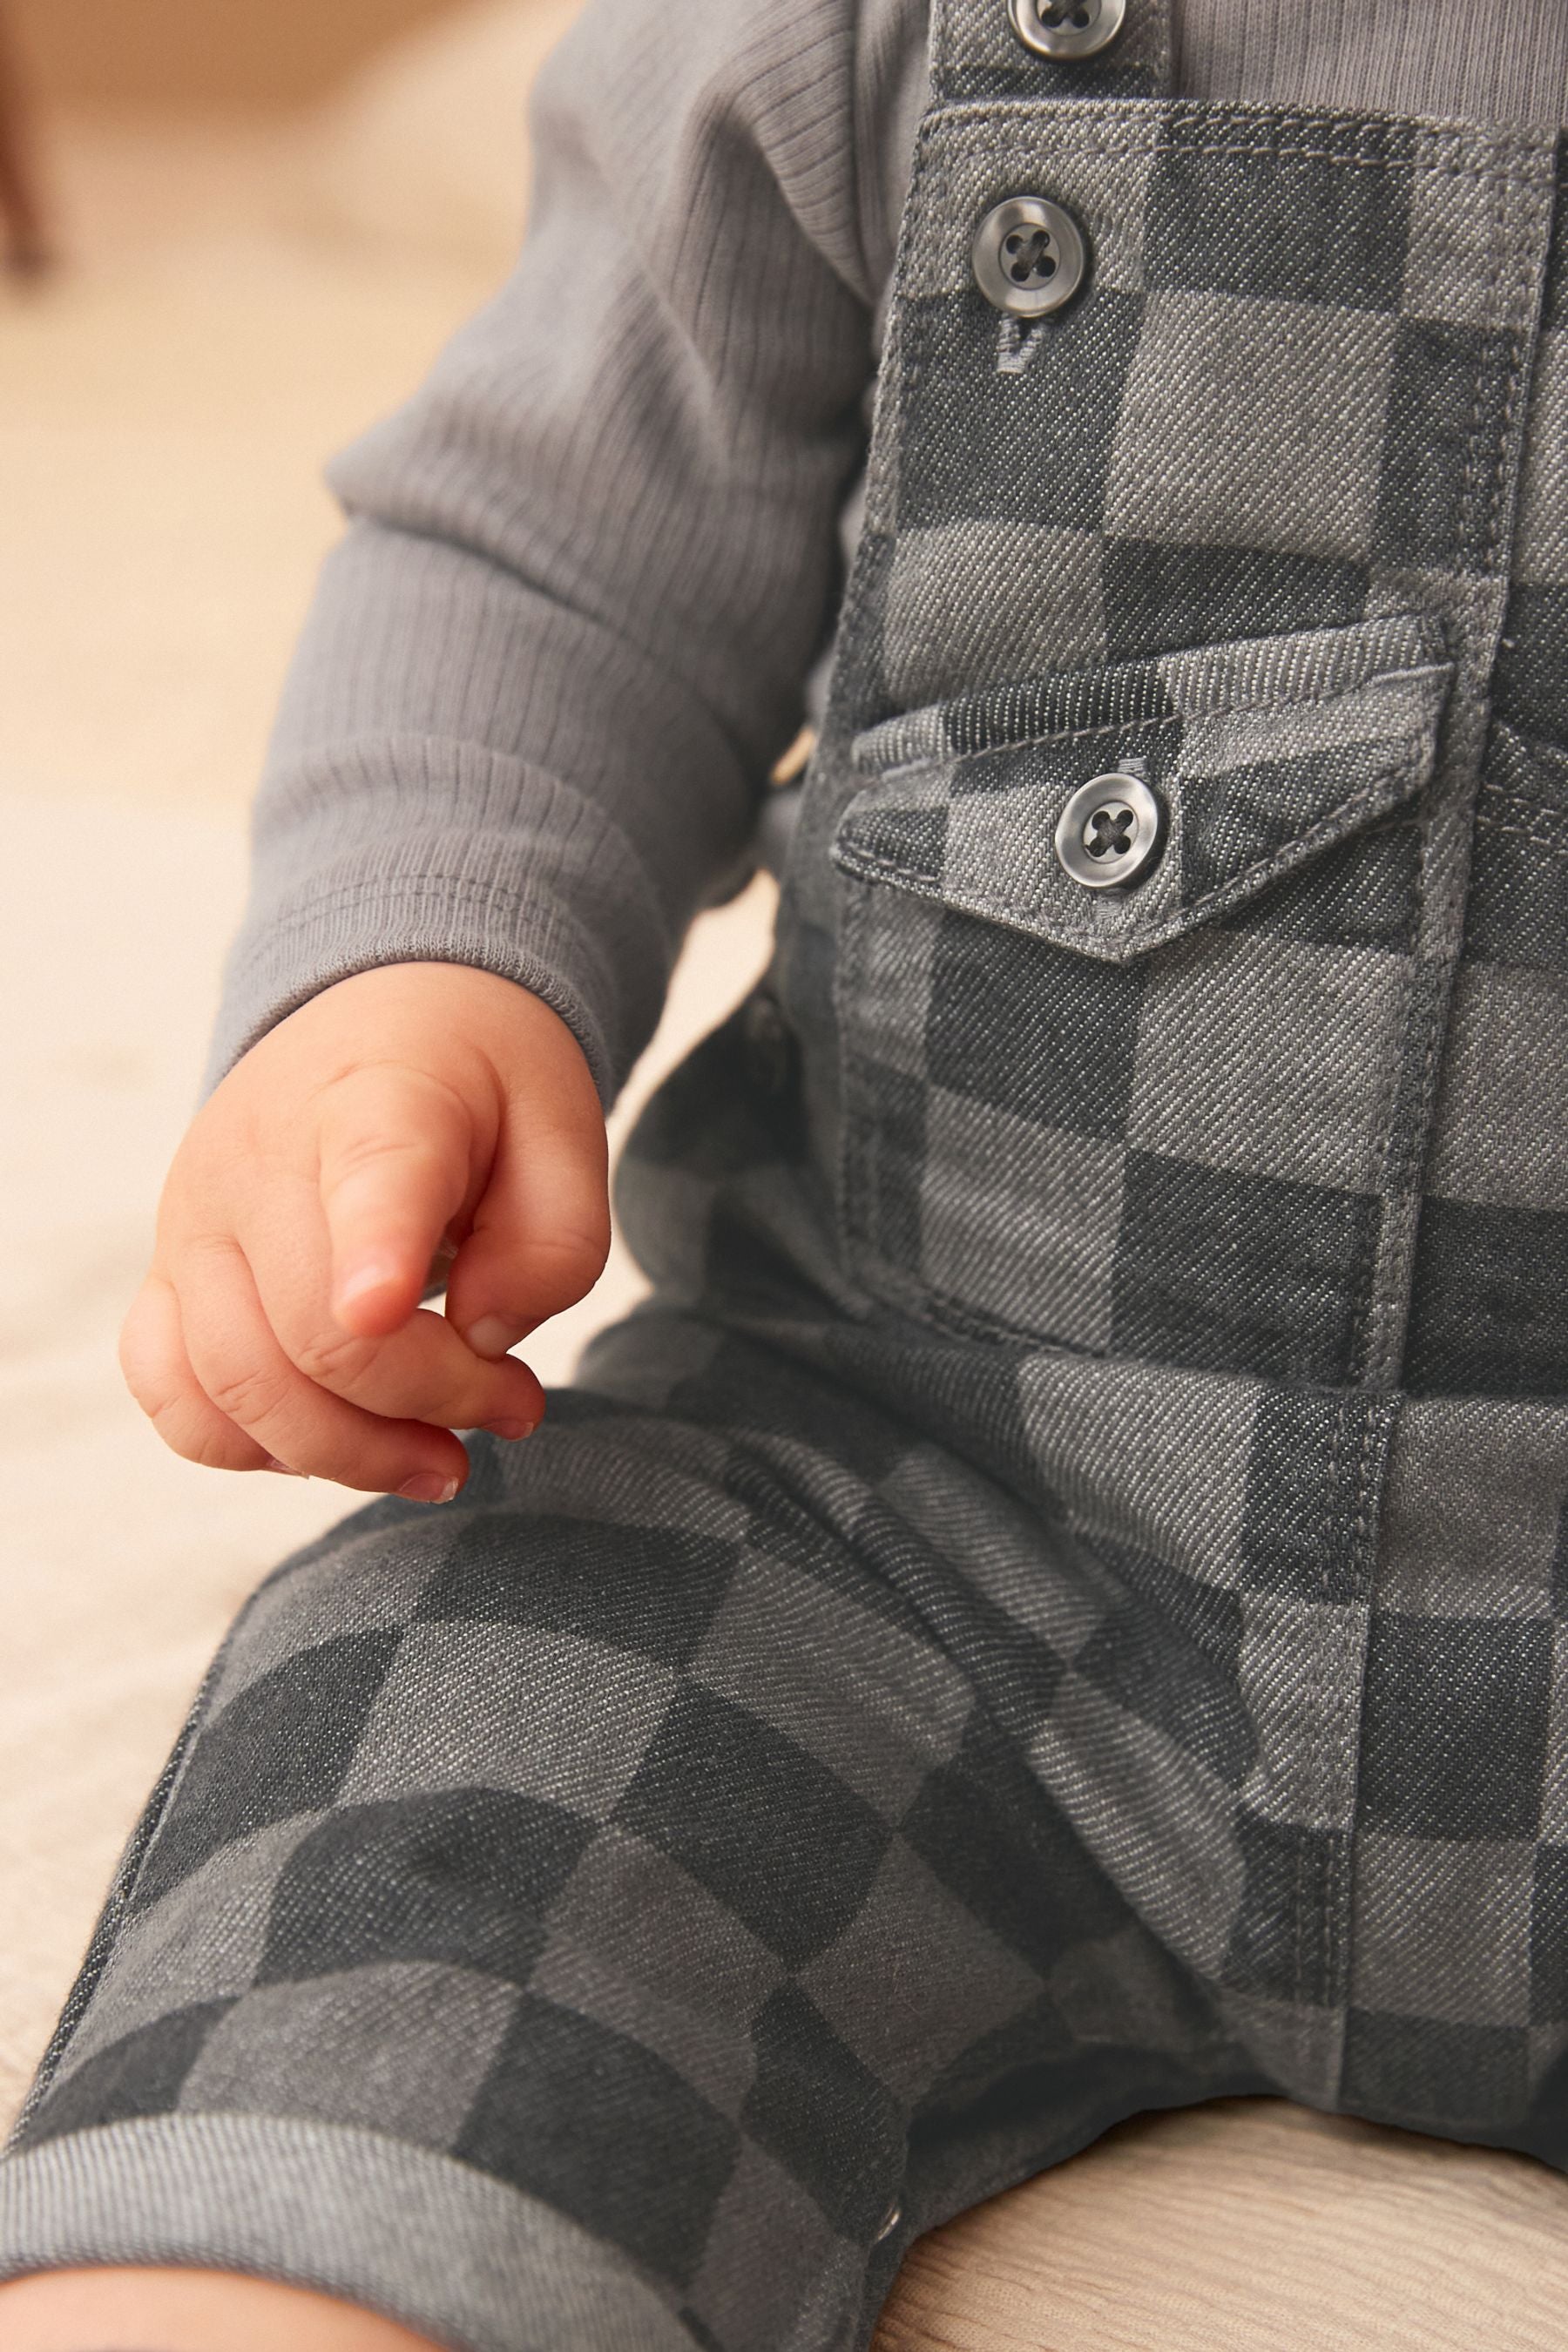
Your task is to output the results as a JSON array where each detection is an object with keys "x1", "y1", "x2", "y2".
[
  {"x1": 5, "y1": 5, "x2": 1568, "y2": 2341},
  {"x1": 10, "y1": 0, "x2": 472, "y2": 110}
]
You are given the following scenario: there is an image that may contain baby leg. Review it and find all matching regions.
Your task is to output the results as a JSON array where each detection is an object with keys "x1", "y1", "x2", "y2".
[
  {"x1": 0, "y1": 1321, "x2": 1248, "y2": 2351},
  {"x1": 0, "y1": 2266, "x2": 441, "y2": 2349}
]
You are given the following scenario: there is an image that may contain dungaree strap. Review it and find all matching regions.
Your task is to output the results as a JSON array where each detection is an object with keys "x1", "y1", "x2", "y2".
[{"x1": 929, "y1": 0, "x2": 1174, "y2": 105}]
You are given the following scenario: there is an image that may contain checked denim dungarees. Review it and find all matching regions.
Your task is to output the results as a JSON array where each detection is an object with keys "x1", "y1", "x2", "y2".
[{"x1": 5, "y1": 3, "x2": 1568, "y2": 2349}]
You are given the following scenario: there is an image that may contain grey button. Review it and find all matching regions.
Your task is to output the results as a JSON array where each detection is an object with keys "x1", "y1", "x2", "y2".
[
  {"x1": 971, "y1": 196, "x2": 1088, "y2": 318},
  {"x1": 1055, "y1": 772, "x2": 1165, "y2": 889},
  {"x1": 1009, "y1": 0, "x2": 1127, "y2": 59}
]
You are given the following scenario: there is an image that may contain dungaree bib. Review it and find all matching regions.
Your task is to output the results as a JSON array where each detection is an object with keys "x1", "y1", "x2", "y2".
[
  {"x1": 617, "y1": 0, "x2": 1568, "y2": 2181},
  {"x1": 6, "y1": 4, "x2": 1568, "y2": 2348}
]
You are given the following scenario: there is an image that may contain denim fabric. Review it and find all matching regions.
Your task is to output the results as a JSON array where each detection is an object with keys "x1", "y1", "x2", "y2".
[
  {"x1": 618, "y1": 0, "x2": 1568, "y2": 2173},
  {"x1": 6, "y1": 4, "x2": 1568, "y2": 2349},
  {"x1": 0, "y1": 1351, "x2": 1270, "y2": 2352}
]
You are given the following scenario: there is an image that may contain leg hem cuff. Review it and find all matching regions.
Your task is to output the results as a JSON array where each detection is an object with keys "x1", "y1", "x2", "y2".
[{"x1": 0, "y1": 2111, "x2": 697, "y2": 2352}]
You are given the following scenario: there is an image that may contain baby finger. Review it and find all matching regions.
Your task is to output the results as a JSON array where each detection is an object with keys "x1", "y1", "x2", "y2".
[
  {"x1": 177, "y1": 1237, "x2": 474, "y2": 1499},
  {"x1": 118, "y1": 1271, "x2": 292, "y2": 1476}
]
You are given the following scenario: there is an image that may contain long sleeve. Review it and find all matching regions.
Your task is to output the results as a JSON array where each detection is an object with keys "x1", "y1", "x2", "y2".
[
  {"x1": 194, "y1": 0, "x2": 928, "y2": 1112},
  {"x1": 191, "y1": 0, "x2": 1568, "y2": 1119}
]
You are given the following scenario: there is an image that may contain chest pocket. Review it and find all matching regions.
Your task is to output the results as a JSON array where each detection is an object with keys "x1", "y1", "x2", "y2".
[{"x1": 829, "y1": 611, "x2": 1453, "y2": 1382}]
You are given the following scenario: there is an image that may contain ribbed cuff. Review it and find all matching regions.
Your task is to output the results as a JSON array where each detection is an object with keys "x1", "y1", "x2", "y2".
[
  {"x1": 195, "y1": 739, "x2": 673, "y2": 1116},
  {"x1": 0, "y1": 2113, "x2": 697, "y2": 2352}
]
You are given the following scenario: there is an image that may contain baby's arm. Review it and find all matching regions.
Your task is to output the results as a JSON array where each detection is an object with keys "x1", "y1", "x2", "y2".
[{"x1": 119, "y1": 0, "x2": 894, "y2": 1501}]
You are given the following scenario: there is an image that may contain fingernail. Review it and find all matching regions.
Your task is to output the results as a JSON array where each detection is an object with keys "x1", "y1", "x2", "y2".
[
  {"x1": 398, "y1": 1472, "x2": 462, "y2": 1504},
  {"x1": 263, "y1": 1456, "x2": 310, "y2": 1478},
  {"x1": 482, "y1": 1417, "x2": 538, "y2": 1443},
  {"x1": 465, "y1": 1315, "x2": 532, "y2": 1360},
  {"x1": 338, "y1": 1256, "x2": 400, "y2": 1308}
]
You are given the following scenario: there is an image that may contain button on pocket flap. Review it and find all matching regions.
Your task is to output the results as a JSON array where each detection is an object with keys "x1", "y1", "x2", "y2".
[{"x1": 834, "y1": 614, "x2": 1453, "y2": 963}]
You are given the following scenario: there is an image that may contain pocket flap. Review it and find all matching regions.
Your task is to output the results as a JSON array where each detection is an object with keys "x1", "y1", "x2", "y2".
[{"x1": 834, "y1": 613, "x2": 1453, "y2": 963}]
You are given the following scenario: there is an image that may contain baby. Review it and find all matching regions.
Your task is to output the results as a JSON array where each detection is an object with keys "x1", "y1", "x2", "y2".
[{"x1": 5, "y1": 0, "x2": 1568, "y2": 2347}]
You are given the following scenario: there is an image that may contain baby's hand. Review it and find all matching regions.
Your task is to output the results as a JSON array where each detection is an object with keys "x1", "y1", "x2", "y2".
[{"x1": 118, "y1": 961, "x2": 611, "y2": 1501}]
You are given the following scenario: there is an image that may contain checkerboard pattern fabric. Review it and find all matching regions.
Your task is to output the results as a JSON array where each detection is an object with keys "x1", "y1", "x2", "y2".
[
  {"x1": 10, "y1": 2, "x2": 1568, "y2": 2347},
  {"x1": 1406, "y1": 173, "x2": 1568, "y2": 1396},
  {"x1": 0, "y1": 1347, "x2": 1276, "y2": 2350},
  {"x1": 831, "y1": 612, "x2": 1452, "y2": 1372},
  {"x1": 620, "y1": 0, "x2": 1568, "y2": 2241}
]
